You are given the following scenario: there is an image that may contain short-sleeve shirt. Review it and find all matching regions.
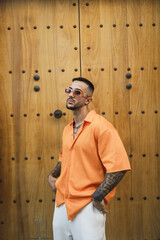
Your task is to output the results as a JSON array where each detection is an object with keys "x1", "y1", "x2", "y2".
[{"x1": 55, "y1": 110, "x2": 131, "y2": 220}]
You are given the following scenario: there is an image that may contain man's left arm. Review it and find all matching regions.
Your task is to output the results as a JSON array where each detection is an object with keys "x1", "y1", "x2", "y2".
[{"x1": 92, "y1": 170, "x2": 126, "y2": 213}]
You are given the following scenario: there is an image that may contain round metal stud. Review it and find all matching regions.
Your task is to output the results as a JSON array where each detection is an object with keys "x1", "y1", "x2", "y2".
[
  {"x1": 54, "y1": 110, "x2": 62, "y2": 119},
  {"x1": 34, "y1": 75, "x2": 40, "y2": 81},
  {"x1": 126, "y1": 73, "x2": 132, "y2": 79},
  {"x1": 126, "y1": 83, "x2": 132, "y2": 89},
  {"x1": 34, "y1": 86, "x2": 40, "y2": 92}
]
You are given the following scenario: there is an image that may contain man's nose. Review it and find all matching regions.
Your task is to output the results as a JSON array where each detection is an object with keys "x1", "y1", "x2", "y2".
[{"x1": 68, "y1": 90, "x2": 74, "y2": 98}]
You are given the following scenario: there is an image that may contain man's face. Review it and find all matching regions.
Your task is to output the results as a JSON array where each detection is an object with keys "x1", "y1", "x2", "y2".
[{"x1": 66, "y1": 81, "x2": 91, "y2": 110}]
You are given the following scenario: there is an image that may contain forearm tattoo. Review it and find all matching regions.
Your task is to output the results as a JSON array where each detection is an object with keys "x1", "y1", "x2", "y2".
[
  {"x1": 92, "y1": 170, "x2": 126, "y2": 202},
  {"x1": 49, "y1": 162, "x2": 61, "y2": 178}
]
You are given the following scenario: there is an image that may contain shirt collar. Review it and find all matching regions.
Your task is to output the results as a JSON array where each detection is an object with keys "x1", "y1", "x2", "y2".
[{"x1": 69, "y1": 110, "x2": 96, "y2": 126}]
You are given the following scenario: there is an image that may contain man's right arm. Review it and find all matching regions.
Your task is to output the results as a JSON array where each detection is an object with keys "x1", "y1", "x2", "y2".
[
  {"x1": 48, "y1": 162, "x2": 61, "y2": 178},
  {"x1": 47, "y1": 162, "x2": 61, "y2": 192}
]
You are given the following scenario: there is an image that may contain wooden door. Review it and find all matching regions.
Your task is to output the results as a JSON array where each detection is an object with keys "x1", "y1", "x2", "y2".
[{"x1": 0, "y1": 0, "x2": 159, "y2": 239}]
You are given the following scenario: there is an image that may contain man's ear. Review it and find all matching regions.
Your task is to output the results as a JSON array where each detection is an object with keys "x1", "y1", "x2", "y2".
[{"x1": 85, "y1": 97, "x2": 92, "y2": 105}]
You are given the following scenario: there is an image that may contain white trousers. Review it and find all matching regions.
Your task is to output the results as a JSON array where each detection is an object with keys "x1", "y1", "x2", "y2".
[{"x1": 53, "y1": 202, "x2": 106, "y2": 240}]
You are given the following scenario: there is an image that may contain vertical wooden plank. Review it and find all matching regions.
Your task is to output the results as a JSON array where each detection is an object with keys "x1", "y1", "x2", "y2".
[
  {"x1": 80, "y1": 1, "x2": 132, "y2": 239},
  {"x1": 0, "y1": 0, "x2": 80, "y2": 239},
  {"x1": 127, "y1": 0, "x2": 160, "y2": 239}
]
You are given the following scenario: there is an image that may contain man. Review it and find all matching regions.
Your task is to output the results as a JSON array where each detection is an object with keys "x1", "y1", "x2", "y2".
[{"x1": 48, "y1": 77, "x2": 131, "y2": 240}]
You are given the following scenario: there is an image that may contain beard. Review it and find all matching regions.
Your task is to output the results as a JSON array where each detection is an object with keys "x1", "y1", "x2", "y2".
[{"x1": 66, "y1": 100, "x2": 84, "y2": 110}]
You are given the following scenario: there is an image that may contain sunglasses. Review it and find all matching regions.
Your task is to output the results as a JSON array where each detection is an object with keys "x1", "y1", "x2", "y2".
[{"x1": 65, "y1": 88, "x2": 88, "y2": 97}]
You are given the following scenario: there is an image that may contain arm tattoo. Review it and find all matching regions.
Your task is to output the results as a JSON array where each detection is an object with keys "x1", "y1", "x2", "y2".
[
  {"x1": 49, "y1": 162, "x2": 61, "y2": 178},
  {"x1": 92, "y1": 170, "x2": 126, "y2": 202}
]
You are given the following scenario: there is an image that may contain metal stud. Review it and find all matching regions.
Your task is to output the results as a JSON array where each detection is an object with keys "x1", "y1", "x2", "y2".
[
  {"x1": 126, "y1": 73, "x2": 132, "y2": 79},
  {"x1": 126, "y1": 83, "x2": 132, "y2": 89},
  {"x1": 54, "y1": 110, "x2": 62, "y2": 119},
  {"x1": 34, "y1": 86, "x2": 40, "y2": 92},
  {"x1": 34, "y1": 75, "x2": 40, "y2": 81}
]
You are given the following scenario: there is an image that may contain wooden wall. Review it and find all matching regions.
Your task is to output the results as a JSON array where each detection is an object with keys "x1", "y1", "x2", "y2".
[{"x1": 0, "y1": 0, "x2": 159, "y2": 239}]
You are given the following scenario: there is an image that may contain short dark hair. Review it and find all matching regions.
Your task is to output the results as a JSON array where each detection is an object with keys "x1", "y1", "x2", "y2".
[{"x1": 72, "y1": 77, "x2": 94, "y2": 94}]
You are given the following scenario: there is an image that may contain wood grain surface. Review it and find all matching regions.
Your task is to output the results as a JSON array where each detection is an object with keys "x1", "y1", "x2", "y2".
[{"x1": 0, "y1": 0, "x2": 159, "y2": 239}]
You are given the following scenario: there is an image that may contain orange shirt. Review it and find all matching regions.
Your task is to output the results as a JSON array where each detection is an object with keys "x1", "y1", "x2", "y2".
[{"x1": 55, "y1": 110, "x2": 131, "y2": 220}]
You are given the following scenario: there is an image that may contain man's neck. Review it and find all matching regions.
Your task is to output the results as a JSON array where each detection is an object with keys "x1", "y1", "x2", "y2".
[{"x1": 72, "y1": 107, "x2": 89, "y2": 126}]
